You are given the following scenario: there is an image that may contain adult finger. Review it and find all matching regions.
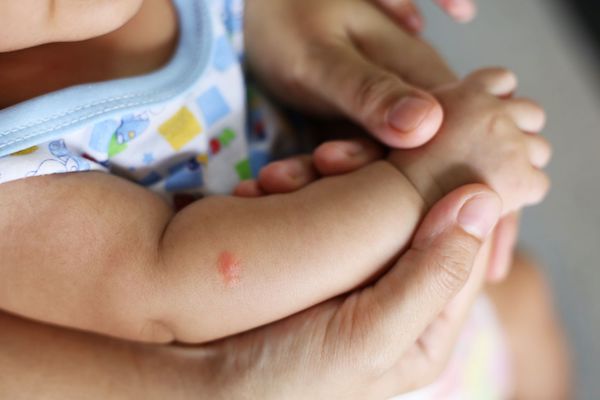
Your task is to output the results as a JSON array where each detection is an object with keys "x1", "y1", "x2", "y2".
[
  {"x1": 244, "y1": 139, "x2": 385, "y2": 196},
  {"x1": 257, "y1": 155, "x2": 318, "y2": 194},
  {"x1": 301, "y1": 39, "x2": 444, "y2": 149},
  {"x1": 376, "y1": 237, "x2": 495, "y2": 396},
  {"x1": 372, "y1": 0, "x2": 476, "y2": 32},
  {"x1": 487, "y1": 213, "x2": 520, "y2": 283},
  {"x1": 349, "y1": 4, "x2": 457, "y2": 90},
  {"x1": 434, "y1": 0, "x2": 477, "y2": 22},
  {"x1": 313, "y1": 138, "x2": 384, "y2": 175},
  {"x1": 372, "y1": 0, "x2": 424, "y2": 33},
  {"x1": 232, "y1": 180, "x2": 265, "y2": 197},
  {"x1": 343, "y1": 184, "x2": 501, "y2": 362}
]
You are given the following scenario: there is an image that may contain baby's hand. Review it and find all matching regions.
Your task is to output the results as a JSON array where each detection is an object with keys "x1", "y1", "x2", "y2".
[{"x1": 389, "y1": 68, "x2": 551, "y2": 213}]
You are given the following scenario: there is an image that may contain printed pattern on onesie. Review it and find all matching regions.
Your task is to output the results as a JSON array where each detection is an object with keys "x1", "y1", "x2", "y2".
[{"x1": 0, "y1": 0, "x2": 260, "y2": 207}]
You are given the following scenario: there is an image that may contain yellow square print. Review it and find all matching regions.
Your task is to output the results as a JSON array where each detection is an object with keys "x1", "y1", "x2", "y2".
[{"x1": 159, "y1": 107, "x2": 203, "y2": 150}]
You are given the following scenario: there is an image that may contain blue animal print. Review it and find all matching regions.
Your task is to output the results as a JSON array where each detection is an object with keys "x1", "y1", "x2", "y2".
[
  {"x1": 26, "y1": 140, "x2": 90, "y2": 177},
  {"x1": 89, "y1": 119, "x2": 120, "y2": 153},
  {"x1": 102, "y1": 114, "x2": 151, "y2": 158},
  {"x1": 89, "y1": 115, "x2": 150, "y2": 158},
  {"x1": 116, "y1": 115, "x2": 150, "y2": 145}
]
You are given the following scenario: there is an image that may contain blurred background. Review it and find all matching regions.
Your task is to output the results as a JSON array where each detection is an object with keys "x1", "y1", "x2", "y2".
[{"x1": 420, "y1": 0, "x2": 599, "y2": 398}]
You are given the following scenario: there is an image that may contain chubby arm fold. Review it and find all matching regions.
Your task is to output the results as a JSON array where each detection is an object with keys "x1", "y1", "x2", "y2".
[{"x1": 0, "y1": 162, "x2": 424, "y2": 343}]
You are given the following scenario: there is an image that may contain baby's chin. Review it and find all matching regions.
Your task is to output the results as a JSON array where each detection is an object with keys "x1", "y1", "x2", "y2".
[{"x1": 0, "y1": 0, "x2": 144, "y2": 52}]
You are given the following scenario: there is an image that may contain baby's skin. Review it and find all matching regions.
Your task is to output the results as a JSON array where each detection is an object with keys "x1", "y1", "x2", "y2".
[
  {"x1": 0, "y1": 0, "x2": 550, "y2": 344},
  {"x1": 0, "y1": 71, "x2": 550, "y2": 344}
]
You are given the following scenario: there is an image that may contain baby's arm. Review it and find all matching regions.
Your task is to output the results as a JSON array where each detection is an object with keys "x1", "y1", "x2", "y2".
[{"x1": 0, "y1": 161, "x2": 424, "y2": 343}]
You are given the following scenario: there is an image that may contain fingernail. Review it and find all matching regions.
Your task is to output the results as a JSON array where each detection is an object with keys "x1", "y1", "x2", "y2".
[
  {"x1": 457, "y1": 193, "x2": 501, "y2": 239},
  {"x1": 387, "y1": 97, "x2": 433, "y2": 133},
  {"x1": 281, "y1": 161, "x2": 305, "y2": 181},
  {"x1": 447, "y1": 0, "x2": 476, "y2": 22},
  {"x1": 343, "y1": 141, "x2": 365, "y2": 157},
  {"x1": 406, "y1": 14, "x2": 423, "y2": 32}
]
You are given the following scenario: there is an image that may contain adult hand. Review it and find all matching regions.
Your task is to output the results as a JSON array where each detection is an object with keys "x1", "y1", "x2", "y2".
[
  {"x1": 487, "y1": 212, "x2": 520, "y2": 282},
  {"x1": 373, "y1": 0, "x2": 476, "y2": 33},
  {"x1": 236, "y1": 138, "x2": 501, "y2": 398},
  {"x1": 204, "y1": 184, "x2": 501, "y2": 399},
  {"x1": 245, "y1": 0, "x2": 462, "y2": 149},
  {"x1": 0, "y1": 184, "x2": 500, "y2": 400},
  {"x1": 235, "y1": 134, "x2": 525, "y2": 289}
]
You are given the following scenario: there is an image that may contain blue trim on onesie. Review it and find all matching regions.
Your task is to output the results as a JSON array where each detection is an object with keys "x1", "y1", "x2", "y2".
[{"x1": 0, "y1": 0, "x2": 213, "y2": 157}]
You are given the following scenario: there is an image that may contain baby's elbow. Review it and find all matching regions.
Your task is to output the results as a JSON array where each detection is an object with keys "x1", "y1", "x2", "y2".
[
  {"x1": 136, "y1": 319, "x2": 177, "y2": 343},
  {"x1": 93, "y1": 251, "x2": 179, "y2": 343},
  {"x1": 94, "y1": 300, "x2": 178, "y2": 344}
]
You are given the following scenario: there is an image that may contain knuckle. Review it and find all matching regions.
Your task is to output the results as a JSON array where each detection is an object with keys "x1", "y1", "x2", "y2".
[
  {"x1": 487, "y1": 114, "x2": 503, "y2": 133},
  {"x1": 352, "y1": 71, "x2": 396, "y2": 119},
  {"x1": 428, "y1": 244, "x2": 473, "y2": 295},
  {"x1": 284, "y1": 42, "x2": 325, "y2": 92},
  {"x1": 510, "y1": 139, "x2": 529, "y2": 162},
  {"x1": 410, "y1": 40, "x2": 439, "y2": 62},
  {"x1": 347, "y1": 337, "x2": 395, "y2": 380},
  {"x1": 330, "y1": 294, "x2": 395, "y2": 379},
  {"x1": 286, "y1": 56, "x2": 311, "y2": 91},
  {"x1": 457, "y1": 86, "x2": 490, "y2": 110},
  {"x1": 358, "y1": 351, "x2": 396, "y2": 380}
]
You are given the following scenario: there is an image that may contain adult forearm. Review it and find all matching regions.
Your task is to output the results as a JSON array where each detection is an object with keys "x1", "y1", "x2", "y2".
[{"x1": 0, "y1": 312, "x2": 211, "y2": 400}]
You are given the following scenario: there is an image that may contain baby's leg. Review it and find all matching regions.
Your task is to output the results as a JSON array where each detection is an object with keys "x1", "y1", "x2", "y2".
[{"x1": 487, "y1": 251, "x2": 572, "y2": 399}]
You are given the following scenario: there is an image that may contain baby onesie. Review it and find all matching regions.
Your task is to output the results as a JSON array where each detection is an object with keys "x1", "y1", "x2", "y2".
[{"x1": 0, "y1": 0, "x2": 279, "y2": 207}]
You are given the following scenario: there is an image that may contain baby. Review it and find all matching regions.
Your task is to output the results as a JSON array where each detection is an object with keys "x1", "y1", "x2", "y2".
[{"x1": 0, "y1": 0, "x2": 553, "y2": 393}]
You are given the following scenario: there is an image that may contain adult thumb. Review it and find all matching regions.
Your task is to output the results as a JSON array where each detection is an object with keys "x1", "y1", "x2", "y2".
[
  {"x1": 303, "y1": 42, "x2": 443, "y2": 149},
  {"x1": 354, "y1": 184, "x2": 501, "y2": 358}
]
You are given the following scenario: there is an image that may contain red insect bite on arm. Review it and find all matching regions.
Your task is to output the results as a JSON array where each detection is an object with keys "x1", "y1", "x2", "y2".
[{"x1": 217, "y1": 251, "x2": 242, "y2": 287}]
